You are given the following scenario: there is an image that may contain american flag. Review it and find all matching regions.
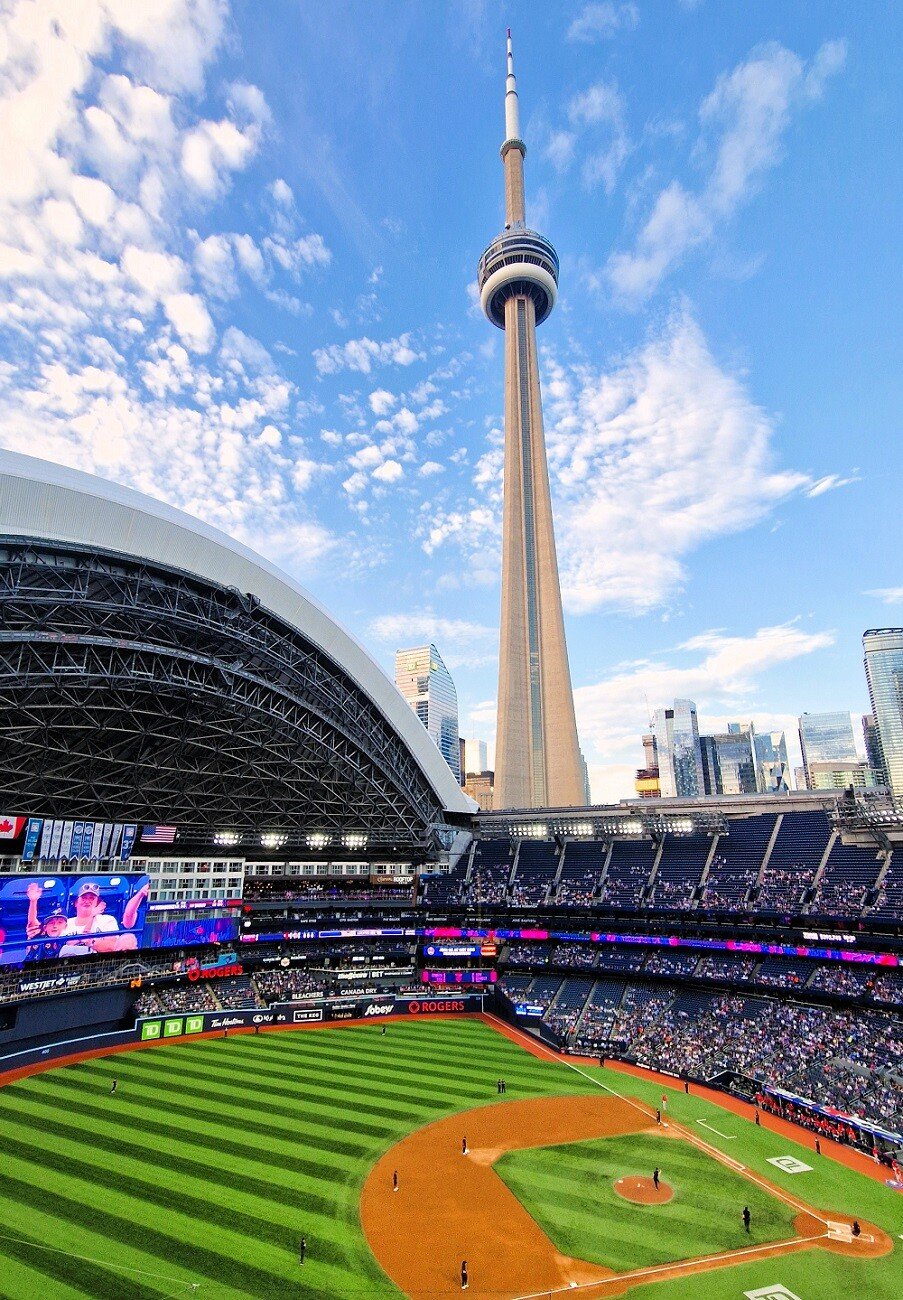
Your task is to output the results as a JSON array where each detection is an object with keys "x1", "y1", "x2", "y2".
[{"x1": 141, "y1": 825, "x2": 177, "y2": 844}]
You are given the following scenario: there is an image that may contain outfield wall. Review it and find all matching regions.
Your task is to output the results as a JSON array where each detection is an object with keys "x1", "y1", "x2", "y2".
[{"x1": 0, "y1": 991, "x2": 487, "y2": 1077}]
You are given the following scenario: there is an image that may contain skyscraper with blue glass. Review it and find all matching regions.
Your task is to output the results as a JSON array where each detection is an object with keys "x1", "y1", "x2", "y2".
[
  {"x1": 863, "y1": 629, "x2": 903, "y2": 804},
  {"x1": 394, "y1": 644, "x2": 461, "y2": 782}
]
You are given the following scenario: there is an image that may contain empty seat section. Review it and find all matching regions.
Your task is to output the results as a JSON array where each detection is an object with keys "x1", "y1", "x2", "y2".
[
  {"x1": 756, "y1": 811, "x2": 832, "y2": 912},
  {"x1": 651, "y1": 835, "x2": 711, "y2": 909},
  {"x1": 600, "y1": 840, "x2": 656, "y2": 908},
  {"x1": 468, "y1": 840, "x2": 512, "y2": 904},
  {"x1": 544, "y1": 976, "x2": 594, "y2": 1040},
  {"x1": 702, "y1": 815, "x2": 775, "y2": 911},
  {"x1": 510, "y1": 840, "x2": 558, "y2": 905},
  {"x1": 556, "y1": 840, "x2": 607, "y2": 905},
  {"x1": 811, "y1": 839, "x2": 884, "y2": 917}
]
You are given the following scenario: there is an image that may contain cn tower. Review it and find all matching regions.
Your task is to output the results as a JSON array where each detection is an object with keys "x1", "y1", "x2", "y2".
[{"x1": 478, "y1": 31, "x2": 584, "y2": 809}]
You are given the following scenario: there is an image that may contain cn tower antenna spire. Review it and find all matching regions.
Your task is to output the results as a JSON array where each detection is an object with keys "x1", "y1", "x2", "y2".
[{"x1": 505, "y1": 28, "x2": 520, "y2": 145}]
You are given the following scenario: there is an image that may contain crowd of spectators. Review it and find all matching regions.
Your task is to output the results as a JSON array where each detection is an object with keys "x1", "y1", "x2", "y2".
[{"x1": 253, "y1": 968, "x2": 324, "y2": 1002}]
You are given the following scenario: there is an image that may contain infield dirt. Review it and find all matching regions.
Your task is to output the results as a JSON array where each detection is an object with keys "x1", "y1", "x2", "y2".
[{"x1": 360, "y1": 1093, "x2": 891, "y2": 1299}]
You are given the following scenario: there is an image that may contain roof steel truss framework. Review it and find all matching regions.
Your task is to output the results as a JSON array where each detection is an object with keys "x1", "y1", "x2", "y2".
[{"x1": 0, "y1": 539, "x2": 449, "y2": 851}]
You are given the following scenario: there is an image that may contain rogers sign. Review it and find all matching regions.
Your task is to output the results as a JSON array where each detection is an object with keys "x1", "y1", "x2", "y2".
[
  {"x1": 186, "y1": 961, "x2": 243, "y2": 982},
  {"x1": 408, "y1": 999, "x2": 466, "y2": 1014}
]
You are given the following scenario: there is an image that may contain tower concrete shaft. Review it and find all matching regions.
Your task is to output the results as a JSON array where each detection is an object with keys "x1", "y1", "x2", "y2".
[{"x1": 478, "y1": 31, "x2": 584, "y2": 810}]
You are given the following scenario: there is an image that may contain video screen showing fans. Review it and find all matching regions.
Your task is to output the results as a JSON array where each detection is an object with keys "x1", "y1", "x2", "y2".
[
  {"x1": 142, "y1": 914, "x2": 239, "y2": 950},
  {"x1": 0, "y1": 873, "x2": 150, "y2": 967}
]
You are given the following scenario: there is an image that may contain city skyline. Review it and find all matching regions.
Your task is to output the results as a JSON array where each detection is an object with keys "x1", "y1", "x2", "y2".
[{"x1": 0, "y1": 2, "x2": 898, "y2": 802}]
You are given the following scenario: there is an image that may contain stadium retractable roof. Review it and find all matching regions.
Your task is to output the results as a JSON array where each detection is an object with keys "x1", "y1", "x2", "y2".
[{"x1": 0, "y1": 452, "x2": 474, "y2": 853}]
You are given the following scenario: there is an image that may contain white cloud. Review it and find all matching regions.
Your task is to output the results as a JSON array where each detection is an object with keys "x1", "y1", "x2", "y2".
[
  {"x1": 864, "y1": 588, "x2": 903, "y2": 605},
  {"x1": 546, "y1": 310, "x2": 813, "y2": 613},
  {"x1": 608, "y1": 40, "x2": 846, "y2": 301},
  {"x1": 0, "y1": 0, "x2": 339, "y2": 577},
  {"x1": 370, "y1": 611, "x2": 497, "y2": 669},
  {"x1": 419, "y1": 460, "x2": 444, "y2": 477},
  {"x1": 369, "y1": 388, "x2": 396, "y2": 415},
  {"x1": 574, "y1": 621, "x2": 834, "y2": 798},
  {"x1": 567, "y1": 3, "x2": 639, "y2": 42},
  {"x1": 428, "y1": 311, "x2": 814, "y2": 612},
  {"x1": 270, "y1": 178, "x2": 294, "y2": 207},
  {"x1": 313, "y1": 332, "x2": 424, "y2": 376},
  {"x1": 194, "y1": 233, "x2": 237, "y2": 298},
  {"x1": 162, "y1": 292, "x2": 215, "y2": 351},
  {"x1": 372, "y1": 458, "x2": 403, "y2": 483},
  {"x1": 545, "y1": 80, "x2": 630, "y2": 195},
  {"x1": 805, "y1": 472, "x2": 860, "y2": 497}
]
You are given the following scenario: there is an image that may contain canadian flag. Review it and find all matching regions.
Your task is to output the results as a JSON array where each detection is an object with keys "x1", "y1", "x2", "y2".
[{"x1": 0, "y1": 816, "x2": 25, "y2": 839}]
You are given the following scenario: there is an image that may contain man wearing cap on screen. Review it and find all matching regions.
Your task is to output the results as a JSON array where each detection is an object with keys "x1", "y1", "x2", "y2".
[{"x1": 58, "y1": 880, "x2": 146, "y2": 956}]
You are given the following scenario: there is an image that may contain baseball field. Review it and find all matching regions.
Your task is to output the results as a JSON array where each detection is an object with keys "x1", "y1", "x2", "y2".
[{"x1": 0, "y1": 1016, "x2": 899, "y2": 1298}]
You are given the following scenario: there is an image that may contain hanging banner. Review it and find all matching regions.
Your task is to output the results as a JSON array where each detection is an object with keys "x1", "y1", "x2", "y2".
[
  {"x1": 22, "y1": 819, "x2": 43, "y2": 862},
  {"x1": 59, "y1": 821, "x2": 74, "y2": 861},
  {"x1": 120, "y1": 825, "x2": 138, "y2": 861}
]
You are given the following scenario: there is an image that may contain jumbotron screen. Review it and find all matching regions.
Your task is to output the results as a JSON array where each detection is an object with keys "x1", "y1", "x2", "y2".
[
  {"x1": 142, "y1": 914, "x2": 239, "y2": 950},
  {"x1": 0, "y1": 873, "x2": 150, "y2": 966}
]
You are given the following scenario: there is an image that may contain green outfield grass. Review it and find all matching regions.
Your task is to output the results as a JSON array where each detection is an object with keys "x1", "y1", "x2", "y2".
[
  {"x1": 0, "y1": 1019, "x2": 899, "y2": 1298},
  {"x1": 496, "y1": 1133, "x2": 796, "y2": 1270}
]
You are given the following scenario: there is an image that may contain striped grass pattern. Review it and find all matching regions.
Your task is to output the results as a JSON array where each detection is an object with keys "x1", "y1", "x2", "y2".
[
  {"x1": 495, "y1": 1134, "x2": 797, "y2": 1271},
  {"x1": 0, "y1": 1019, "x2": 591, "y2": 1298}
]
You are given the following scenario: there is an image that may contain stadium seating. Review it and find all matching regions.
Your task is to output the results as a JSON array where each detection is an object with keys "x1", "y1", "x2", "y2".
[
  {"x1": 650, "y1": 835, "x2": 711, "y2": 910},
  {"x1": 754, "y1": 810, "x2": 831, "y2": 913},
  {"x1": 600, "y1": 840, "x2": 656, "y2": 909},
  {"x1": 701, "y1": 814, "x2": 775, "y2": 911},
  {"x1": 555, "y1": 840, "x2": 606, "y2": 906}
]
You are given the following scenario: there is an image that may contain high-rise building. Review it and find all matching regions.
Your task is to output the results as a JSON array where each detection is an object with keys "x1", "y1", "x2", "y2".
[
  {"x1": 798, "y1": 711, "x2": 858, "y2": 787},
  {"x1": 479, "y1": 32, "x2": 583, "y2": 810},
  {"x1": 754, "y1": 730, "x2": 791, "y2": 793},
  {"x1": 861, "y1": 713, "x2": 886, "y2": 785},
  {"x1": 808, "y1": 761, "x2": 881, "y2": 791},
  {"x1": 653, "y1": 700, "x2": 705, "y2": 798},
  {"x1": 700, "y1": 726, "x2": 758, "y2": 796},
  {"x1": 462, "y1": 737, "x2": 489, "y2": 777},
  {"x1": 463, "y1": 771, "x2": 494, "y2": 810},
  {"x1": 394, "y1": 644, "x2": 461, "y2": 781},
  {"x1": 579, "y1": 751, "x2": 592, "y2": 806},
  {"x1": 863, "y1": 628, "x2": 903, "y2": 803}
]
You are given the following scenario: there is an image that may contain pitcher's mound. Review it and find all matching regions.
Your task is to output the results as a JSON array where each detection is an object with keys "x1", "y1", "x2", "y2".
[{"x1": 614, "y1": 1176, "x2": 673, "y2": 1204}]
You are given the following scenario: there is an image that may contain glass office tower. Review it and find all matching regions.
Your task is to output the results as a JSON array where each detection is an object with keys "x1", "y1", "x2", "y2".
[
  {"x1": 395, "y1": 644, "x2": 461, "y2": 782},
  {"x1": 798, "y1": 711, "x2": 858, "y2": 787},
  {"x1": 653, "y1": 700, "x2": 705, "y2": 798},
  {"x1": 863, "y1": 629, "x2": 903, "y2": 804}
]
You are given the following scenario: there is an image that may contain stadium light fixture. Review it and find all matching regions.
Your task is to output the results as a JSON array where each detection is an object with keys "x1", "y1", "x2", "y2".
[
  {"x1": 260, "y1": 832, "x2": 288, "y2": 850},
  {"x1": 342, "y1": 832, "x2": 368, "y2": 850},
  {"x1": 213, "y1": 830, "x2": 241, "y2": 847},
  {"x1": 307, "y1": 832, "x2": 331, "y2": 850}
]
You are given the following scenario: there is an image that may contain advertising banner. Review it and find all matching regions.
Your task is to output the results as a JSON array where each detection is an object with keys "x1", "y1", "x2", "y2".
[
  {"x1": 0, "y1": 873, "x2": 150, "y2": 967},
  {"x1": 135, "y1": 994, "x2": 485, "y2": 1041}
]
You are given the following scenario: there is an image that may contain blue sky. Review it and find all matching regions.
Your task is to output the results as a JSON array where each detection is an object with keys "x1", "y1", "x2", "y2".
[{"x1": 0, "y1": 0, "x2": 899, "y2": 800}]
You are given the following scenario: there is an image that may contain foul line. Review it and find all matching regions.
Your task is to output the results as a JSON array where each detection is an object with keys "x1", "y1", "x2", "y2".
[
  {"x1": 482, "y1": 1014, "x2": 835, "y2": 1230},
  {"x1": 513, "y1": 1231, "x2": 828, "y2": 1300},
  {"x1": 0, "y1": 1230, "x2": 200, "y2": 1291},
  {"x1": 697, "y1": 1118, "x2": 737, "y2": 1140}
]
